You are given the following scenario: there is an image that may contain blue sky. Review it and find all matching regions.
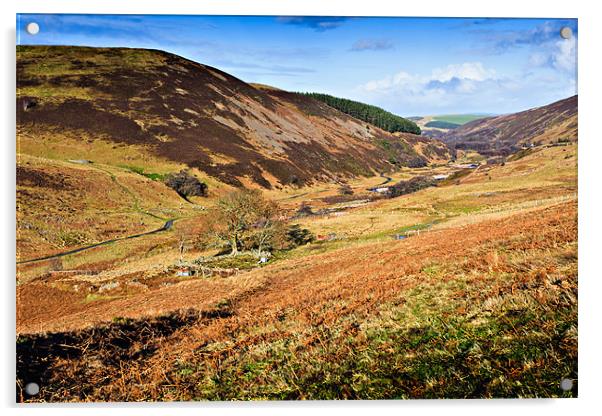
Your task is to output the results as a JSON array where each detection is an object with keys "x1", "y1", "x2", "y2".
[{"x1": 17, "y1": 14, "x2": 577, "y2": 116}]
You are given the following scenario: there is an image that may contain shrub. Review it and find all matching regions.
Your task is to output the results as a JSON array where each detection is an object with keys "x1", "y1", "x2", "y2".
[
  {"x1": 389, "y1": 176, "x2": 436, "y2": 198},
  {"x1": 289, "y1": 175, "x2": 301, "y2": 186},
  {"x1": 295, "y1": 202, "x2": 314, "y2": 218},
  {"x1": 286, "y1": 225, "x2": 315, "y2": 248},
  {"x1": 164, "y1": 170, "x2": 207, "y2": 199},
  {"x1": 338, "y1": 184, "x2": 354, "y2": 195}
]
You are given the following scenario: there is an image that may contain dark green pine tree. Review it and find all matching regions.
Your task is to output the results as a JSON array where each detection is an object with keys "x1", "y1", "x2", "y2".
[{"x1": 300, "y1": 92, "x2": 421, "y2": 135}]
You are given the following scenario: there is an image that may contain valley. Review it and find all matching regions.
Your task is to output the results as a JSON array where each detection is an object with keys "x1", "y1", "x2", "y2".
[{"x1": 16, "y1": 45, "x2": 578, "y2": 401}]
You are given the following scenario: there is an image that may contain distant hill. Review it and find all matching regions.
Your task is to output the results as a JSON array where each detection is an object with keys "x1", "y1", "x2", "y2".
[
  {"x1": 414, "y1": 114, "x2": 488, "y2": 140},
  {"x1": 298, "y1": 92, "x2": 421, "y2": 135},
  {"x1": 440, "y1": 96, "x2": 577, "y2": 156},
  {"x1": 430, "y1": 114, "x2": 490, "y2": 125},
  {"x1": 424, "y1": 120, "x2": 460, "y2": 129},
  {"x1": 17, "y1": 46, "x2": 449, "y2": 189}
]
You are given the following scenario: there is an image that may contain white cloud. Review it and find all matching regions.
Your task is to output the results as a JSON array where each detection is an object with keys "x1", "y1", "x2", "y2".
[
  {"x1": 358, "y1": 61, "x2": 497, "y2": 97},
  {"x1": 430, "y1": 62, "x2": 496, "y2": 82},
  {"x1": 553, "y1": 37, "x2": 577, "y2": 72},
  {"x1": 362, "y1": 71, "x2": 415, "y2": 92},
  {"x1": 354, "y1": 60, "x2": 575, "y2": 115},
  {"x1": 527, "y1": 35, "x2": 577, "y2": 74}
]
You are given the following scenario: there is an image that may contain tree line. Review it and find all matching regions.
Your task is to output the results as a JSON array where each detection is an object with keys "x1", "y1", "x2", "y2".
[{"x1": 299, "y1": 92, "x2": 421, "y2": 135}]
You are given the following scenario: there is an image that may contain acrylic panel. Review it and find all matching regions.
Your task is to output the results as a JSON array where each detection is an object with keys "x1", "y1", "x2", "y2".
[{"x1": 16, "y1": 14, "x2": 578, "y2": 402}]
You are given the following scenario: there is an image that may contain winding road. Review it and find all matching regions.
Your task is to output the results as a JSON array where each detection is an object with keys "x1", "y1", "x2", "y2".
[
  {"x1": 367, "y1": 172, "x2": 393, "y2": 192},
  {"x1": 17, "y1": 162, "x2": 181, "y2": 266},
  {"x1": 16, "y1": 220, "x2": 174, "y2": 265}
]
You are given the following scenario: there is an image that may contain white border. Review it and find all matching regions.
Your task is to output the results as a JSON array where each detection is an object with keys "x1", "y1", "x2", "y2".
[
  {"x1": 10, "y1": 0, "x2": 581, "y2": 18},
  {"x1": 3, "y1": 1, "x2": 601, "y2": 415}
]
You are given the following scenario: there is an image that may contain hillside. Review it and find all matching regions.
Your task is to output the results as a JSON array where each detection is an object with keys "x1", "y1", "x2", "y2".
[
  {"x1": 17, "y1": 46, "x2": 448, "y2": 190},
  {"x1": 17, "y1": 144, "x2": 577, "y2": 400},
  {"x1": 424, "y1": 120, "x2": 460, "y2": 129},
  {"x1": 440, "y1": 96, "x2": 577, "y2": 156},
  {"x1": 298, "y1": 92, "x2": 421, "y2": 135},
  {"x1": 414, "y1": 114, "x2": 489, "y2": 139}
]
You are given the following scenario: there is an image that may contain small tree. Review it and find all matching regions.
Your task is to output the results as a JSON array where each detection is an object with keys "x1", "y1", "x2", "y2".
[
  {"x1": 248, "y1": 201, "x2": 286, "y2": 256},
  {"x1": 174, "y1": 226, "x2": 192, "y2": 264},
  {"x1": 209, "y1": 189, "x2": 283, "y2": 256}
]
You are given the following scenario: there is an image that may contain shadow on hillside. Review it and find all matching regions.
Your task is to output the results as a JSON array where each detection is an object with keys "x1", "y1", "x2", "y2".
[{"x1": 16, "y1": 307, "x2": 233, "y2": 402}]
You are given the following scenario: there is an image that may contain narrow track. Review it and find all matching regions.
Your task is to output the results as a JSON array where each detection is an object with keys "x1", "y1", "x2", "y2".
[{"x1": 16, "y1": 220, "x2": 174, "y2": 265}]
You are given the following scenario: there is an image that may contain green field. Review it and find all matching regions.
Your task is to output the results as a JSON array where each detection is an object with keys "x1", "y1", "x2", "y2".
[
  {"x1": 431, "y1": 114, "x2": 491, "y2": 125},
  {"x1": 424, "y1": 120, "x2": 460, "y2": 129}
]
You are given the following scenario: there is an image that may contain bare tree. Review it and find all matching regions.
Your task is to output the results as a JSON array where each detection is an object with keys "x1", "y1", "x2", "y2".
[
  {"x1": 171, "y1": 225, "x2": 195, "y2": 265},
  {"x1": 209, "y1": 189, "x2": 283, "y2": 256},
  {"x1": 250, "y1": 202, "x2": 285, "y2": 257}
]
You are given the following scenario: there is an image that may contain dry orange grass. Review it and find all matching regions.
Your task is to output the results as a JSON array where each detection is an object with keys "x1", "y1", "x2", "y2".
[
  {"x1": 16, "y1": 143, "x2": 578, "y2": 401},
  {"x1": 16, "y1": 153, "x2": 191, "y2": 261},
  {"x1": 18, "y1": 199, "x2": 572, "y2": 334},
  {"x1": 17, "y1": 200, "x2": 577, "y2": 400}
]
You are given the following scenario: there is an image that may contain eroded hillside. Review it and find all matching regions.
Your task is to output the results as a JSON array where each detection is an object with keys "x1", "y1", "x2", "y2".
[{"x1": 17, "y1": 46, "x2": 449, "y2": 188}]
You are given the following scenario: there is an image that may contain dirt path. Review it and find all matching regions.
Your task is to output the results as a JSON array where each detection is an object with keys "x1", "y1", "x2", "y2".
[
  {"x1": 17, "y1": 163, "x2": 182, "y2": 265},
  {"x1": 16, "y1": 220, "x2": 174, "y2": 265}
]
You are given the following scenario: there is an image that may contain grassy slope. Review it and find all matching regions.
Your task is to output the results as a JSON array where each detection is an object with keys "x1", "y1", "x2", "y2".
[
  {"x1": 424, "y1": 120, "x2": 461, "y2": 129},
  {"x1": 291, "y1": 145, "x2": 575, "y2": 240},
  {"x1": 17, "y1": 144, "x2": 577, "y2": 400},
  {"x1": 16, "y1": 153, "x2": 192, "y2": 261},
  {"x1": 431, "y1": 114, "x2": 489, "y2": 125},
  {"x1": 16, "y1": 45, "x2": 449, "y2": 262},
  {"x1": 16, "y1": 127, "x2": 236, "y2": 262},
  {"x1": 17, "y1": 201, "x2": 577, "y2": 400}
]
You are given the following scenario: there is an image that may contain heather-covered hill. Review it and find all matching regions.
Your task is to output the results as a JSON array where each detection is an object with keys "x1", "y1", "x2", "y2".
[
  {"x1": 441, "y1": 95, "x2": 577, "y2": 156},
  {"x1": 17, "y1": 46, "x2": 450, "y2": 188}
]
